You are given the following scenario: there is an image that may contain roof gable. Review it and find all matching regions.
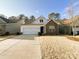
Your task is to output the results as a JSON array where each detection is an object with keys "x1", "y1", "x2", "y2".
[
  {"x1": 46, "y1": 20, "x2": 58, "y2": 25},
  {"x1": 32, "y1": 16, "x2": 47, "y2": 24},
  {"x1": 46, "y1": 19, "x2": 60, "y2": 25}
]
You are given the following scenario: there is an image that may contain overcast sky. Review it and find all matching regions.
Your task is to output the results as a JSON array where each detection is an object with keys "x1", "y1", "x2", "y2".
[{"x1": 0, "y1": 0, "x2": 79, "y2": 18}]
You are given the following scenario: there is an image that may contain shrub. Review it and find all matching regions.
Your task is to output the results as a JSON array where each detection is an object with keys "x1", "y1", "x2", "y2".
[
  {"x1": 16, "y1": 32, "x2": 22, "y2": 35},
  {"x1": 38, "y1": 32, "x2": 42, "y2": 36},
  {"x1": 5, "y1": 32, "x2": 10, "y2": 35}
]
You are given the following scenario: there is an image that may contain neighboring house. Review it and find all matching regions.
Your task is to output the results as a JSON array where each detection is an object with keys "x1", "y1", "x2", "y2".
[
  {"x1": 69, "y1": 16, "x2": 79, "y2": 35},
  {"x1": 5, "y1": 19, "x2": 25, "y2": 34},
  {"x1": 63, "y1": 16, "x2": 79, "y2": 35},
  {"x1": 0, "y1": 17, "x2": 25, "y2": 35},
  {"x1": 0, "y1": 18, "x2": 6, "y2": 35},
  {"x1": 57, "y1": 19, "x2": 72, "y2": 35}
]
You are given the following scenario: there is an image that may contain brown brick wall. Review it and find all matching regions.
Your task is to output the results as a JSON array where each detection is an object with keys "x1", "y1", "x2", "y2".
[{"x1": 46, "y1": 20, "x2": 59, "y2": 35}]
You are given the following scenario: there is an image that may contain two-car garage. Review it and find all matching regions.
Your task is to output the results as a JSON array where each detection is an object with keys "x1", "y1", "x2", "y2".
[{"x1": 21, "y1": 25, "x2": 44, "y2": 35}]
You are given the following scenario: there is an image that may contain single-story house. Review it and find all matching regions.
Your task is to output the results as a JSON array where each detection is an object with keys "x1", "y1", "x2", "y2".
[
  {"x1": 21, "y1": 16, "x2": 60, "y2": 35},
  {"x1": 21, "y1": 16, "x2": 79, "y2": 35}
]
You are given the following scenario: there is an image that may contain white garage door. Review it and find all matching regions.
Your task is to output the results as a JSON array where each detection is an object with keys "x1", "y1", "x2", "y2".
[{"x1": 21, "y1": 25, "x2": 41, "y2": 34}]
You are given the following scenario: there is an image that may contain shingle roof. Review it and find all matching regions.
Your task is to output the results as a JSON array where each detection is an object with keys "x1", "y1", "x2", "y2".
[
  {"x1": 63, "y1": 16, "x2": 79, "y2": 25},
  {"x1": 63, "y1": 19, "x2": 71, "y2": 25},
  {"x1": 0, "y1": 16, "x2": 10, "y2": 23},
  {"x1": 0, "y1": 18, "x2": 6, "y2": 24}
]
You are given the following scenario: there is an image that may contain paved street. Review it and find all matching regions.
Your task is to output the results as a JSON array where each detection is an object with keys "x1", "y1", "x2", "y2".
[{"x1": 0, "y1": 38, "x2": 41, "y2": 59}]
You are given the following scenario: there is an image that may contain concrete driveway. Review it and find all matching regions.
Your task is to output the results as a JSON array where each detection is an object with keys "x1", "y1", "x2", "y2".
[
  {"x1": 0, "y1": 35, "x2": 41, "y2": 59},
  {"x1": 12, "y1": 35, "x2": 37, "y2": 40}
]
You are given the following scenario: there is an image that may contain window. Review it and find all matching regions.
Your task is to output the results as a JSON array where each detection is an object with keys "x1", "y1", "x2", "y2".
[
  {"x1": 40, "y1": 19, "x2": 43, "y2": 23},
  {"x1": 49, "y1": 26, "x2": 55, "y2": 33},
  {"x1": 49, "y1": 26, "x2": 55, "y2": 29},
  {"x1": 49, "y1": 29, "x2": 55, "y2": 32}
]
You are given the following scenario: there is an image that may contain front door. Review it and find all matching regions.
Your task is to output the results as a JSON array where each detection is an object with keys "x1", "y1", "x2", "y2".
[{"x1": 40, "y1": 26, "x2": 44, "y2": 33}]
